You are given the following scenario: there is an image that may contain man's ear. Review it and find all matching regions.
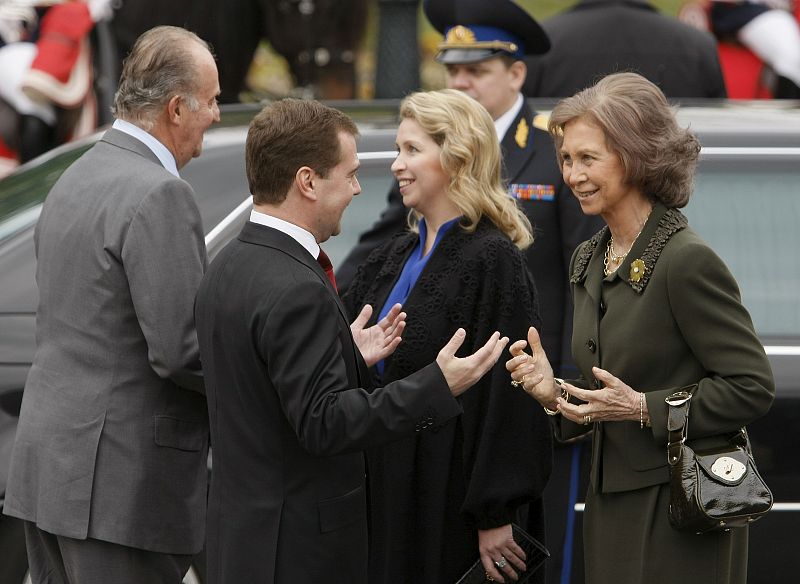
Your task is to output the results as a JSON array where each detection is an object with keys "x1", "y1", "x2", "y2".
[
  {"x1": 295, "y1": 166, "x2": 317, "y2": 201},
  {"x1": 509, "y1": 60, "x2": 527, "y2": 93},
  {"x1": 167, "y1": 94, "x2": 183, "y2": 125}
]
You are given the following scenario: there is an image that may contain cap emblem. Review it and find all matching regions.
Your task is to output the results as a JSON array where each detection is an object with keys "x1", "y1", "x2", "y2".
[{"x1": 446, "y1": 25, "x2": 477, "y2": 44}]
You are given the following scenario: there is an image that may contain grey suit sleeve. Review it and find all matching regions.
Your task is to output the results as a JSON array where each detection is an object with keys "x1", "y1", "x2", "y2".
[
  {"x1": 259, "y1": 280, "x2": 461, "y2": 456},
  {"x1": 122, "y1": 179, "x2": 207, "y2": 393}
]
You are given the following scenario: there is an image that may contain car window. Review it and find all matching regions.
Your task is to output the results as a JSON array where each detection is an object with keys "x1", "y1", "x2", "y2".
[{"x1": 684, "y1": 154, "x2": 800, "y2": 338}]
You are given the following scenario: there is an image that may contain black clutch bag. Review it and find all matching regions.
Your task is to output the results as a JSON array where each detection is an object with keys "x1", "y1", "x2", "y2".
[{"x1": 455, "y1": 524, "x2": 550, "y2": 584}]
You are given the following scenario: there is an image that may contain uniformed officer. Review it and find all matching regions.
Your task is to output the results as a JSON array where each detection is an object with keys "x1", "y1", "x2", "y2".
[{"x1": 338, "y1": 0, "x2": 602, "y2": 380}]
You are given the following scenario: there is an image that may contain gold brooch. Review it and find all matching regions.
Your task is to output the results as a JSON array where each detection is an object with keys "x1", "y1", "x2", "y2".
[
  {"x1": 515, "y1": 118, "x2": 529, "y2": 148},
  {"x1": 630, "y1": 259, "x2": 646, "y2": 282}
]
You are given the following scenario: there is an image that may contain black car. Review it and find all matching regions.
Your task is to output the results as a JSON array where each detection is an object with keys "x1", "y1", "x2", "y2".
[{"x1": 0, "y1": 101, "x2": 799, "y2": 584}]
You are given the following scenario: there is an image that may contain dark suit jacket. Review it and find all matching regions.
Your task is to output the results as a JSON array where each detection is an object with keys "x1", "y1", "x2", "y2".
[
  {"x1": 524, "y1": 0, "x2": 727, "y2": 99},
  {"x1": 556, "y1": 203, "x2": 774, "y2": 494},
  {"x1": 4, "y1": 129, "x2": 208, "y2": 554},
  {"x1": 338, "y1": 101, "x2": 601, "y2": 376},
  {"x1": 195, "y1": 222, "x2": 462, "y2": 584}
]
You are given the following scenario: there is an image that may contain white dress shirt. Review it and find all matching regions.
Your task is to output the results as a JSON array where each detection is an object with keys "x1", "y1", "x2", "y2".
[
  {"x1": 112, "y1": 118, "x2": 179, "y2": 178},
  {"x1": 493, "y1": 93, "x2": 525, "y2": 142},
  {"x1": 249, "y1": 209, "x2": 321, "y2": 260}
]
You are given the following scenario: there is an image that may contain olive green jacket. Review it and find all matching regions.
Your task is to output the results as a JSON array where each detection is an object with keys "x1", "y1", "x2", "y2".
[{"x1": 556, "y1": 203, "x2": 774, "y2": 493}]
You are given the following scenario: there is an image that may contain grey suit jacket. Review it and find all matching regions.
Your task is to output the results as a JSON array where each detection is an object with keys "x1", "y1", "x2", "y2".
[{"x1": 3, "y1": 128, "x2": 209, "y2": 555}]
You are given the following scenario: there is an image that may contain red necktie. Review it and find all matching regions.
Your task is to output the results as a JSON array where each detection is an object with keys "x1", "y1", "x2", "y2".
[{"x1": 317, "y1": 248, "x2": 337, "y2": 291}]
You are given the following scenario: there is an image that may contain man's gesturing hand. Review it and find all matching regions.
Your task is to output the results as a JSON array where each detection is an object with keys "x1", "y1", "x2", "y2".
[
  {"x1": 350, "y1": 303, "x2": 406, "y2": 367},
  {"x1": 437, "y1": 329, "x2": 509, "y2": 397}
]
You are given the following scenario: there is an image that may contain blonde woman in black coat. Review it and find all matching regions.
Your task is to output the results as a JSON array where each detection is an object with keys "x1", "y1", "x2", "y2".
[
  {"x1": 343, "y1": 89, "x2": 552, "y2": 584},
  {"x1": 507, "y1": 72, "x2": 774, "y2": 584}
]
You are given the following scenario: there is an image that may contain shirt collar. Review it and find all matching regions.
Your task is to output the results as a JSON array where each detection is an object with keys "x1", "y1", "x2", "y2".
[
  {"x1": 249, "y1": 209, "x2": 320, "y2": 259},
  {"x1": 493, "y1": 93, "x2": 525, "y2": 142},
  {"x1": 112, "y1": 119, "x2": 180, "y2": 177}
]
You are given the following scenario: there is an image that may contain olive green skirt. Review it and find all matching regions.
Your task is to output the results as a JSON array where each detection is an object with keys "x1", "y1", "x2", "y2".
[{"x1": 583, "y1": 482, "x2": 747, "y2": 584}]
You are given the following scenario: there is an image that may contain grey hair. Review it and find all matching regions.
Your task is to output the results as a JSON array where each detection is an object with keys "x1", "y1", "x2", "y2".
[{"x1": 112, "y1": 26, "x2": 210, "y2": 130}]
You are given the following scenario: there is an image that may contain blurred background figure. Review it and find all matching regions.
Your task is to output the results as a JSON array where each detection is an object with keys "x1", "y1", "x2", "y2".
[
  {"x1": 680, "y1": 0, "x2": 800, "y2": 98},
  {"x1": 110, "y1": 0, "x2": 369, "y2": 102},
  {"x1": 0, "y1": 0, "x2": 371, "y2": 176},
  {"x1": 0, "y1": 0, "x2": 114, "y2": 175},
  {"x1": 524, "y1": 0, "x2": 727, "y2": 99}
]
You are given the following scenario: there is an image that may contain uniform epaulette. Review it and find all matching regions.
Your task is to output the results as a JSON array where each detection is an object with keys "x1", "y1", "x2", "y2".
[{"x1": 533, "y1": 113, "x2": 549, "y2": 132}]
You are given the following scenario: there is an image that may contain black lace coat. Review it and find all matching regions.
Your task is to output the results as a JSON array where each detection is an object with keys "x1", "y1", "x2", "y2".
[{"x1": 342, "y1": 218, "x2": 553, "y2": 584}]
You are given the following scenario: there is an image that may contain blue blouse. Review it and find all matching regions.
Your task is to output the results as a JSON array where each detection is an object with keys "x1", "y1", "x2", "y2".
[{"x1": 376, "y1": 216, "x2": 460, "y2": 375}]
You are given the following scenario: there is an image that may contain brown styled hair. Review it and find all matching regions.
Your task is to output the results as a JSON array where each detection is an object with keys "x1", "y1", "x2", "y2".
[
  {"x1": 548, "y1": 72, "x2": 701, "y2": 208},
  {"x1": 246, "y1": 99, "x2": 359, "y2": 205}
]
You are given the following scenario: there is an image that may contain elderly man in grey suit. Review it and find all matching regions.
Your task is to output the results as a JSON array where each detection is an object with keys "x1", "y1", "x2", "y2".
[{"x1": 3, "y1": 26, "x2": 220, "y2": 583}]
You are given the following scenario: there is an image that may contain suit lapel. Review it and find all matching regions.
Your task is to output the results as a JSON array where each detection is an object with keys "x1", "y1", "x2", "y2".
[
  {"x1": 238, "y1": 222, "x2": 365, "y2": 375},
  {"x1": 238, "y1": 221, "x2": 341, "y2": 302}
]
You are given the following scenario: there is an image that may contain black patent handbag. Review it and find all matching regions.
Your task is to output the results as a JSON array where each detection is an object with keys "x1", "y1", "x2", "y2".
[
  {"x1": 454, "y1": 524, "x2": 550, "y2": 584},
  {"x1": 665, "y1": 390, "x2": 773, "y2": 534}
]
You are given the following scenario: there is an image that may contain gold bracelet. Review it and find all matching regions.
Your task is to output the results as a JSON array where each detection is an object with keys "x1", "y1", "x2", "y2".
[{"x1": 543, "y1": 379, "x2": 569, "y2": 416}]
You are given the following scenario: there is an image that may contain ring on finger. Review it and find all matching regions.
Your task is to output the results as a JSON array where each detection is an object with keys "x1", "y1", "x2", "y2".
[
  {"x1": 494, "y1": 557, "x2": 508, "y2": 569},
  {"x1": 510, "y1": 379, "x2": 522, "y2": 388},
  {"x1": 583, "y1": 414, "x2": 592, "y2": 425}
]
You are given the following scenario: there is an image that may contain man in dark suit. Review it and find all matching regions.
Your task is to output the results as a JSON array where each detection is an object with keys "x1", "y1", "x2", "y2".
[
  {"x1": 3, "y1": 26, "x2": 220, "y2": 583},
  {"x1": 338, "y1": 0, "x2": 601, "y2": 379},
  {"x1": 194, "y1": 98, "x2": 510, "y2": 584},
  {"x1": 524, "y1": 0, "x2": 727, "y2": 99}
]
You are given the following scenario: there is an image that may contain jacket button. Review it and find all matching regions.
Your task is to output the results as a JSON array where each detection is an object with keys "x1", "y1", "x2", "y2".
[
  {"x1": 599, "y1": 300, "x2": 606, "y2": 314},
  {"x1": 586, "y1": 339, "x2": 596, "y2": 353}
]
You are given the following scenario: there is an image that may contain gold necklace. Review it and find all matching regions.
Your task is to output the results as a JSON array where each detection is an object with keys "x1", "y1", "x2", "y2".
[
  {"x1": 607, "y1": 237, "x2": 629, "y2": 263},
  {"x1": 603, "y1": 210, "x2": 651, "y2": 276},
  {"x1": 603, "y1": 239, "x2": 627, "y2": 276}
]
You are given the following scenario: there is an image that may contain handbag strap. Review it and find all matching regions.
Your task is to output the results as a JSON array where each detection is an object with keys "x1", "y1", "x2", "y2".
[
  {"x1": 665, "y1": 388, "x2": 750, "y2": 464},
  {"x1": 665, "y1": 390, "x2": 693, "y2": 465}
]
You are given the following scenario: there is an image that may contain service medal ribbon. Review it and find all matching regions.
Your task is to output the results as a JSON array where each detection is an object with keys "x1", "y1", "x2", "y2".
[{"x1": 509, "y1": 183, "x2": 555, "y2": 201}]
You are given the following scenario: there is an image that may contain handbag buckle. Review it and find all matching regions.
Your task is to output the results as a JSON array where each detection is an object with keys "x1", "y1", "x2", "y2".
[{"x1": 710, "y1": 456, "x2": 747, "y2": 482}]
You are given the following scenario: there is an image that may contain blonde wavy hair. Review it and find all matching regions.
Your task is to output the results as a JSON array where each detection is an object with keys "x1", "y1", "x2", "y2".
[{"x1": 399, "y1": 89, "x2": 533, "y2": 249}]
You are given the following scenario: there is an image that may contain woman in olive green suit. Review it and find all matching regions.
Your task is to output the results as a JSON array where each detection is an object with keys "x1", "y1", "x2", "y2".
[{"x1": 506, "y1": 72, "x2": 775, "y2": 584}]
